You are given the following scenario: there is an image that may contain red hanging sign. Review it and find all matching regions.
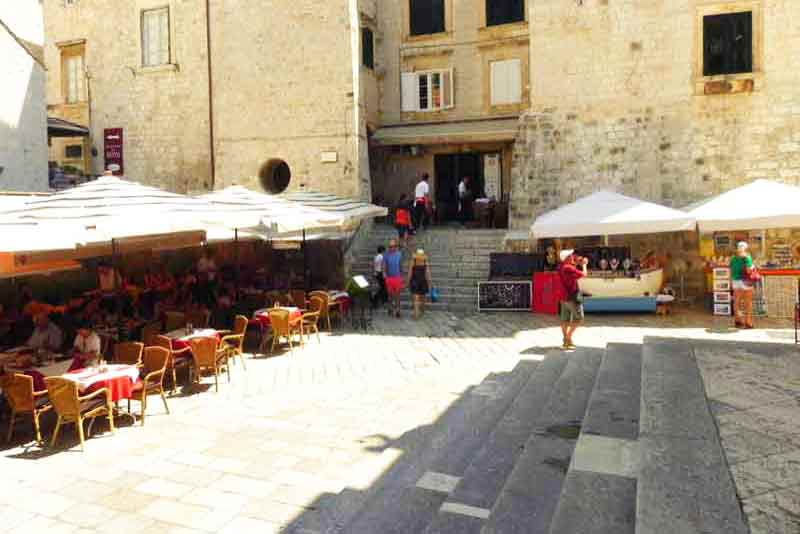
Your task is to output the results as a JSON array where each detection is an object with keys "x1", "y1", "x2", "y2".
[{"x1": 103, "y1": 128, "x2": 124, "y2": 175}]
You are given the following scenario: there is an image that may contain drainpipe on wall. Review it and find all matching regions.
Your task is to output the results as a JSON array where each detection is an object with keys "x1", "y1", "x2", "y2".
[{"x1": 205, "y1": 0, "x2": 216, "y2": 190}]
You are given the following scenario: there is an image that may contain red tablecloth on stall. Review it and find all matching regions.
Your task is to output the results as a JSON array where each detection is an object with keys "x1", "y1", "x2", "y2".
[
  {"x1": 65, "y1": 364, "x2": 140, "y2": 402},
  {"x1": 533, "y1": 272, "x2": 564, "y2": 315},
  {"x1": 334, "y1": 296, "x2": 352, "y2": 314},
  {"x1": 254, "y1": 307, "x2": 303, "y2": 328}
]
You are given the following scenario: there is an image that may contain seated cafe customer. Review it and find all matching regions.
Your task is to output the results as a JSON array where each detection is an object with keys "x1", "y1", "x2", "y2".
[
  {"x1": 26, "y1": 313, "x2": 63, "y2": 352},
  {"x1": 68, "y1": 322, "x2": 102, "y2": 371}
]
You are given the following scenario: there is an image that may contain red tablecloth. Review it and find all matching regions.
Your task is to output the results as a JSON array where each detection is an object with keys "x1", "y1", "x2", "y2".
[
  {"x1": 168, "y1": 329, "x2": 221, "y2": 351},
  {"x1": 65, "y1": 365, "x2": 140, "y2": 402},
  {"x1": 254, "y1": 307, "x2": 302, "y2": 328},
  {"x1": 335, "y1": 296, "x2": 352, "y2": 314}
]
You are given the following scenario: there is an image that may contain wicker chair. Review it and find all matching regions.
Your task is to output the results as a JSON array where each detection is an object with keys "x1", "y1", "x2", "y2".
[
  {"x1": 304, "y1": 298, "x2": 324, "y2": 344},
  {"x1": 129, "y1": 346, "x2": 170, "y2": 425},
  {"x1": 268, "y1": 309, "x2": 302, "y2": 353},
  {"x1": 189, "y1": 337, "x2": 228, "y2": 392},
  {"x1": 45, "y1": 376, "x2": 114, "y2": 451},
  {"x1": 1, "y1": 373, "x2": 51, "y2": 444},
  {"x1": 113, "y1": 341, "x2": 144, "y2": 366},
  {"x1": 154, "y1": 335, "x2": 193, "y2": 394},
  {"x1": 141, "y1": 321, "x2": 162, "y2": 347},
  {"x1": 309, "y1": 291, "x2": 334, "y2": 331},
  {"x1": 164, "y1": 311, "x2": 186, "y2": 333},
  {"x1": 219, "y1": 315, "x2": 248, "y2": 370}
]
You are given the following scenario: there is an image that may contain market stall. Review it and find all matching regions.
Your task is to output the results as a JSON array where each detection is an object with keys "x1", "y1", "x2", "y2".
[
  {"x1": 688, "y1": 179, "x2": 800, "y2": 318},
  {"x1": 531, "y1": 191, "x2": 696, "y2": 313}
]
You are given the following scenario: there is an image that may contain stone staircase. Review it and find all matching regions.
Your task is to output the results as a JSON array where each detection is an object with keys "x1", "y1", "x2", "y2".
[
  {"x1": 283, "y1": 338, "x2": 749, "y2": 534},
  {"x1": 348, "y1": 224, "x2": 507, "y2": 313}
]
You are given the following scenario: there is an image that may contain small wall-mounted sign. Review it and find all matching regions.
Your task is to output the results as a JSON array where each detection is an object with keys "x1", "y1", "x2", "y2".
[{"x1": 320, "y1": 151, "x2": 338, "y2": 163}]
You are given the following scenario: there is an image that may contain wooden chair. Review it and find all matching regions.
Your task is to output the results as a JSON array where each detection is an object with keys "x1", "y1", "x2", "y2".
[
  {"x1": 219, "y1": 315, "x2": 248, "y2": 370},
  {"x1": 268, "y1": 309, "x2": 302, "y2": 353},
  {"x1": 129, "y1": 346, "x2": 170, "y2": 426},
  {"x1": 186, "y1": 309, "x2": 210, "y2": 328},
  {"x1": 45, "y1": 376, "x2": 114, "y2": 451},
  {"x1": 113, "y1": 341, "x2": 144, "y2": 366},
  {"x1": 141, "y1": 321, "x2": 161, "y2": 347},
  {"x1": 301, "y1": 310, "x2": 321, "y2": 344},
  {"x1": 189, "y1": 337, "x2": 228, "y2": 392},
  {"x1": 1, "y1": 373, "x2": 51, "y2": 444},
  {"x1": 289, "y1": 289, "x2": 307, "y2": 309},
  {"x1": 309, "y1": 291, "x2": 334, "y2": 331},
  {"x1": 154, "y1": 335, "x2": 193, "y2": 394},
  {"x1": 164, "y1": 311, "x2": 186, "y2": 333}
]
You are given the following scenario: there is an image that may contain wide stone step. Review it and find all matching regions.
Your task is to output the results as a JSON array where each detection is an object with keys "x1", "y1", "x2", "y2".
[
  {"x1": 423, "y1": 352, "x2": 570, "y2": 534},
  {"x1": 546, "y1": 343, "x2": 642, "y2": 534},
  {"x1": 636, "y1": 337, "x2": 748, "y2": 534},
  {"x1": 481, "y1": 348, "x2": 604, "y2": 534},
  {"x1": 340, "y1": 361, "x2": 541, "y2": 534}
]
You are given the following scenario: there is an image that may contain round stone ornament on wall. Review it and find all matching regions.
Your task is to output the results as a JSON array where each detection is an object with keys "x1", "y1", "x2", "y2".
[{"x1": 259, "y1": 159, "x2": 291, "y2": 194}]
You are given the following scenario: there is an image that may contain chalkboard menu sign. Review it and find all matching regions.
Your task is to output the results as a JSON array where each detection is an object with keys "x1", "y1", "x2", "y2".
[
  {"x1": 478, "y1": 281, "x2": 532, "y2": 311},
  {"x1": 490, "y1": 254, "x2": 546, "y2": 280}
]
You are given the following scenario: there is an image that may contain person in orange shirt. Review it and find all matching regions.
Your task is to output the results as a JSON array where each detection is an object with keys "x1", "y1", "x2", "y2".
[{"x1": 395, "y1": 194, "x2": 413, "y2": 249}]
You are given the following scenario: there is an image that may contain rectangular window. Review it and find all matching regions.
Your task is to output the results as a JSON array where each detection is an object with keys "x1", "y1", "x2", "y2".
[
  {"x1": 401, "y1": 69, "x2": 454, "y2": 112},
  {"x1": 410, "y1": 0, "x2": 445, "y2": 36},
  {"x1": 141, "y1": 7, "x2": 170, "y2": 67},
  {"x1": 703, "y1": 11, "x2": 752, "y2": 76},
  {"x1": 63, "y1": 52, "x2": 84, "y2": 104},
  {"x1": 65, "y1": 145, "x2": 83, "y2": 159},
  {"x1": 486, "y1": 0, "x2": 525, "y2": 26},
  {"x1": 362, "y1": 28, "x2": 374, "y2": 69},
  {"x1": 490, "y1": 58, "x2": 522, "y2": 106}
]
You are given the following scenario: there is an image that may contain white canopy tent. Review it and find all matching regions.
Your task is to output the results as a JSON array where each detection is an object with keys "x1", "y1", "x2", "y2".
[
  {"x1": 531, "y1": 191, "x2": 696, "y2": 239},
  {"x1": 687, "y1": 179, "x2": 800, "y2": 233}
]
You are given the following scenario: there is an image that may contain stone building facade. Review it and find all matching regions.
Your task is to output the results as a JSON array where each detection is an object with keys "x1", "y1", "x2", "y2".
[
  {"x1": 43, "y1": 0, "x2": 374, "y2": 199},
  {"x1": 510, "y1": 0, "x2": 800, "y2": 229},
  {"x1": 0, "y1": 1, "x2": 48, "y2": 192}
]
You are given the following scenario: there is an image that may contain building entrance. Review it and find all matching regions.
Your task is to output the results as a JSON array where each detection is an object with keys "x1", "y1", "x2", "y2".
[{"x1": 434, "y1": 153, "x2": 484, "y2": 222}]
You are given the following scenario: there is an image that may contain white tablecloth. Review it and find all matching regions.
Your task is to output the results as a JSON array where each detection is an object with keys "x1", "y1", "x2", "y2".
[
  {"x1": 62, "y1": 364, "x2": 140, "y2": 391},
  {"x1": 164, "y1": 328, "x2": 219, "y2": 342}
]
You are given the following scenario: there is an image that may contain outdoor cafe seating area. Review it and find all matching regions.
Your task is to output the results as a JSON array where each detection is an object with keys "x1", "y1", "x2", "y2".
[{"x1": 0, "y1": 176, "x2": 385, "y2": 451}]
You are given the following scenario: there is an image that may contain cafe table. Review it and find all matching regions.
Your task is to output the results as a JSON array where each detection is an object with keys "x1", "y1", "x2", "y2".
[
  {"x1": 253, "y1": 307, "x2": 302, "y2": 328},
  {"x1": 165, "y1": 328, "x2": 221, "y2": 351},
  {"x1": 62, "y1": 364, "x2": 141, "y2": 403}
]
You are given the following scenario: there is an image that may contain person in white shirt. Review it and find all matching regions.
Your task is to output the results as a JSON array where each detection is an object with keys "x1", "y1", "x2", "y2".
[
  {"x1": 372, "y1": 245, "x2": 388, "y2": 307},
  {"x1": 413, "y1": 173, "x2": 431, "y2": 230},
  {"x1": 68, "y1": 322, "x2": 102, "y2": 371},
  {"x1": 26, "y1": 313, "x2": 63, "y2": 352},
  {"x1": 458, "y1": 176, "x2": 473, "y2": 222}
]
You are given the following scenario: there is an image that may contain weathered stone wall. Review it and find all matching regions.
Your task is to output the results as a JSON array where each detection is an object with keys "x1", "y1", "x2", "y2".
[
  {"x1": 510, "y1": 0, "x2": 800, "y2": 229},
  {"x1": 0, "y1": 0, "x2": 48, "y2": 192}
]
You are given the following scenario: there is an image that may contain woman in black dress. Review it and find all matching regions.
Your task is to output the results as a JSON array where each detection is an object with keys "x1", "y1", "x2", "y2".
[{"x1": 408, "y1": 249, "x2": 433, "y2": 320}]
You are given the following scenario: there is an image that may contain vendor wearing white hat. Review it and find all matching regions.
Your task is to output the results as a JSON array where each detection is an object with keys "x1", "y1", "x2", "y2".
[
  {"x1": 558, "y1": 249, "x2": 588, "y2": 349},
  {"x1": 730, "y1": 241, "x2": 755, "y2": 329}
]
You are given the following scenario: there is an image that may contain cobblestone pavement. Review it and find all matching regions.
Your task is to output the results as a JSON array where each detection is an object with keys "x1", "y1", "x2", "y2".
[{"x1": 0, "y1": 308, "x2": 797, "y2": 533}]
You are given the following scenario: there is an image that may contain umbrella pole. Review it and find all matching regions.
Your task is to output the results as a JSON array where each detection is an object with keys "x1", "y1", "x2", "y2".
[
  {"x1": 302, "y1": 229, "x2": 309, "y2": 292},
  {"x1": 234, "y1": 228, "x2": 240, "y2": 300}
]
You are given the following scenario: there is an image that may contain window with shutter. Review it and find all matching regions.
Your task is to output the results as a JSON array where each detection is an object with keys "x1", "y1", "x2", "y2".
[
  {"x1": 141, "y1": 7, "x2": 170, "y2": 67},
  {"x1": 703, "y1": 11, "x2": 752, "y2": 76},
  {"x1": 62, "y1": 49, "x2": 85, "y2": 104},
  {"x1": 486, "y1": 0, "x2": 525, "y2": 26},
  {"x1": 401, "y1": 69, "x2": 454, "y2": 112},
  {"x1": 490, "y1": 59, "x2": 522, "y2": 106},
  {"x1": 410, "y1": 0, "x2": 445, "y2": 36},
  {"x1": 362, "y1": 28, "x2": 374, "y2": 69}
]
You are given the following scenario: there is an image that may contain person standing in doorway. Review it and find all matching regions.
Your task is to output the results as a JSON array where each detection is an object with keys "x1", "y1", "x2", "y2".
[
  {"x1": 730, "y1": 241, "x2": 755, "y2": 329},
  {"x1": 408, "y1": 249, "x2": 433, "y2": 320},
  {"x1": 458, "y1": 176, "x2": 473, "y2": 223},
  {"x1": 383, "y1": 239, "x2": 404, "y2": 318},
  {"x1": 558, "y1": 249, "x2": 588, "y2": 349},
  {"x1": 372, "y1": 245, "x2": 388, "y2": 308},
  {"x1": 413, "y1": 173, "x2": 431, "y2": 231}
]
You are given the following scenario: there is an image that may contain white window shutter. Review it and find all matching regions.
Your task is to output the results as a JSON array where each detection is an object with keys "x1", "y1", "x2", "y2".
[
  {"x1": 491, "y1": 59, "x2": 522, "y2": 106},
  {"x1": 443, "y1": 68, "x2": 454, "y2": 109},
  {"x1": 401, "y1": 72, "x2": 418, "y2": 112}
]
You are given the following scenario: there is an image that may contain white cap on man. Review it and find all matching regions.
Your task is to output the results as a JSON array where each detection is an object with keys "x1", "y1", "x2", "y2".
[
  {"x1": 737, "y1": 241, "x2": 749, "y2": 251},
  {"x1": 559, "y1": 249, "x2": 575, "y2": 262}
]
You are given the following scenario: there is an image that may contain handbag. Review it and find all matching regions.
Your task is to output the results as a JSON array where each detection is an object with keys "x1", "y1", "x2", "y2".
[
  {"x1": 429, "y1": 287, "x2": 440, "y2": 303},
  {"x1": 746, "y1": 266, "x2": 761, "y2": 283}
]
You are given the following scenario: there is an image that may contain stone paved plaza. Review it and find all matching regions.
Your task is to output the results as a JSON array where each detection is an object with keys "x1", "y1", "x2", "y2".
[{"x1": 1, "y1": 309, "x2": 798, "y2": 533}]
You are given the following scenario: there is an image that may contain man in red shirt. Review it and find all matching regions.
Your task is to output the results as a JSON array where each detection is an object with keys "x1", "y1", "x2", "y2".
[{"x1": 558, "y1": 249, "x2": 588, "y2": 349}]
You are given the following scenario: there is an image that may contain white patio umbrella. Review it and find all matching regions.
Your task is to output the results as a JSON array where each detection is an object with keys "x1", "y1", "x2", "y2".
[
  {"x1": 531, "y1": 191, "x2": 696, "y2": 239},
  {"x1": 687, "y1": 179, "x2": 800, "y2": 232}
]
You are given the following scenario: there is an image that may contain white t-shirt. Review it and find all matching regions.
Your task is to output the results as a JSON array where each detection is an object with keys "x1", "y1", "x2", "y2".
[
  {"x1": 197, "y1": 257, "x2": 217, "y2": 281},
  {"x1": 458, "y1": 181, "x2": 468, "y2": 197},
  {"x1": 27, "y1": 322, "x2": 63, "y2": 351},
  {"x1": 74, "y1": 332, "x2": 101, "y2": 355},
  {"x1": 414, "y1": 181, "x2": 430, "y2": 199},
  {"x1": 373, "y1": 253, "x2": 384, "y2": 275}
]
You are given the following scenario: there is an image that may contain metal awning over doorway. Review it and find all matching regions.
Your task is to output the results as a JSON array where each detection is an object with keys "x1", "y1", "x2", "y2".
[
  {"x1": 371, "y1": 117, "x2": 520, "y2": 146},
  {"x1": 47, "y1": 117, "x2": 90, "y2": 137}
]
